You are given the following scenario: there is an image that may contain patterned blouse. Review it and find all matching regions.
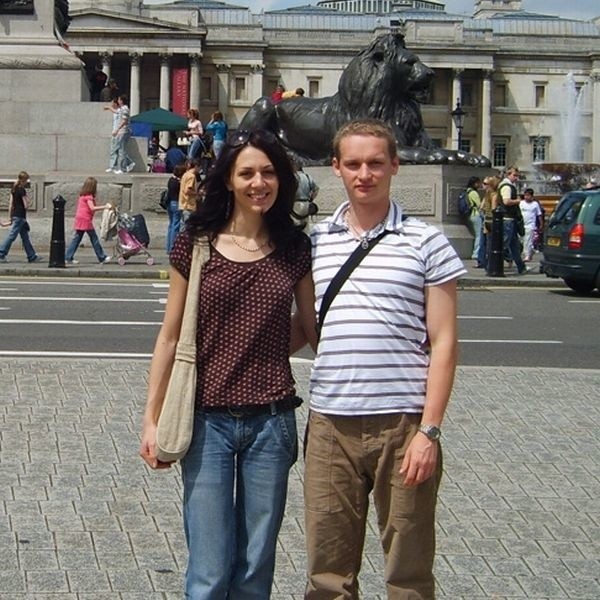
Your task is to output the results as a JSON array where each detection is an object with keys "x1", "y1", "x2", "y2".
[{"x1": 170, "y1": 231, "x2": 311, "y2": 408}]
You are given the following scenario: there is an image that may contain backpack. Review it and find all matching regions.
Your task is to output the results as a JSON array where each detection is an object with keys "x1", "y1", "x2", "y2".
[
  {"x1": 159, "y1": 189, "x2": 169, "y2": 210},
  {"x1": 457, "y1": 190, "x2": 470, "y2": 216}
]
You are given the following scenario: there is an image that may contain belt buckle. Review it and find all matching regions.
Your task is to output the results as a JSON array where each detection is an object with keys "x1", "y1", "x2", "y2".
[{"x1": 227, "y1": 406, "x2": 244, "y2": 418}]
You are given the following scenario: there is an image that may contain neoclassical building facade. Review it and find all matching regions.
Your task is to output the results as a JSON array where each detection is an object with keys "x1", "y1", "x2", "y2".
[{"x1": 66, "y1": 0, "x2": 600, "y2": 175}]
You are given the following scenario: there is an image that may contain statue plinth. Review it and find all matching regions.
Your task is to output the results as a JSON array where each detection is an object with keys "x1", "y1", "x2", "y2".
[{"x1": 306, "y1": 163, "x2": 487, "y2": 258}]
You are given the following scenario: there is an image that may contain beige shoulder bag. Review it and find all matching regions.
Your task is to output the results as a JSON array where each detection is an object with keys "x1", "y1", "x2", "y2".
[{"x1": 155, "y1": 240, "x2": 207, "y2": 463}]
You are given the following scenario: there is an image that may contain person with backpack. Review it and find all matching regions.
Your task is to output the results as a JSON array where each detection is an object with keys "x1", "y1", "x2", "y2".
[
  {"x1": 498, "y1": 166, "x2": 529, "y2": 274},
  {"x1": 463, "y1": 176, "x2": 483, "y2": 264}
]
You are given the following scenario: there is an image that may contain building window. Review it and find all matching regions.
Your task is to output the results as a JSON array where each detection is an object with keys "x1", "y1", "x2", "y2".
[
  {"x1": 460, "y1": 139, "x2": 472, "y2": 153},
  {"x1": 493, "y1": 83, "x2": 507, "y2": 108},
  {"x1": 308, "y1": 79, "x2": 320, "y2": 98},
  {"x1": 462, "y1": 83, "x2": 473, "y2": 107},
  {"x1": 234, "y1": 76, "x2": 247, "y2": 101},
  {"x1": 200, "y1": 76, "x2": 212, "y2": 102},
  {"x1": 531, "y1": 136, "x2": 548, "y2": 162},
  {"x1": 492, "y1": 138, "x2": 508, "y2": 168},
  {"x1": 534, "y1": 84, "x2": 546, "y2": 108}
]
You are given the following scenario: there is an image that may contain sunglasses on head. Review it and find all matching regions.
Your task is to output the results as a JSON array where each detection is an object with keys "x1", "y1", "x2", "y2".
[{"x1": 226, "y1": 129, "x2": 278, "y2": 148}]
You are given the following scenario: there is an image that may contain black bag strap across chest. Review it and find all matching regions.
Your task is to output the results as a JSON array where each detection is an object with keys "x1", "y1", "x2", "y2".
[{"x1": 316, "y1": 229, "x2": 388, "y2": 340}]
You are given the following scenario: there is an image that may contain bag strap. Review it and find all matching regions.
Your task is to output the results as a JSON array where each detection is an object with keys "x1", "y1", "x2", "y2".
[
  {"x1": 316, "y1": 229, "x2": 388, "y2": 340},
  {"x1": 178, "y1": 240, "x2": 207, "y2": 345}
]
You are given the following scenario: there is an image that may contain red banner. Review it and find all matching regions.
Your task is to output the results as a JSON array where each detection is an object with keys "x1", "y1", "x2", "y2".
[{"x1": 171, "y1": 67, "x2": 189, "y2": 116}]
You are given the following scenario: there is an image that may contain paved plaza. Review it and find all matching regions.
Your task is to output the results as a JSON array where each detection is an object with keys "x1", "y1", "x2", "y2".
[{"x1": 0, "y1": 358, "x2": 598, "y2": 599}]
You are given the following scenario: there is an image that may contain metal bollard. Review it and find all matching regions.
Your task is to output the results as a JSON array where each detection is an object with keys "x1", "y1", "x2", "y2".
[
  {"x1": 487, "y1": 206, "x2": 505, "y2": 277},
  {"x1": 48, "y1": 194, "x2": 66, "y2": 268}
]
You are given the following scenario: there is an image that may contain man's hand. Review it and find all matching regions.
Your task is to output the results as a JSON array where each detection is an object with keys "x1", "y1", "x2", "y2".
[{"x1": 399, "y1": 433, "x2": 439, "y2": 487}]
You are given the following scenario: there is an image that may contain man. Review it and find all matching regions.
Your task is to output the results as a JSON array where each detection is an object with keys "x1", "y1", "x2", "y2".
[
  {"x1": 293, "y1": 164, "x2": 319, "y2": 220},
  {"x1": 100, "y1": 78, "x2": 119, "y2": 103},
  {"x1": 89, "y1": 64, "x2": 107, "y2": 102},
  {"x1": 305, "y1": 119, "x2": 466, "y2": 599},
  {"x1": 498, "y1": 166, "x2": 528, "y2": 274},
  {"x1": 165, "y1": 143, "x2": 186, "y2": 174},
  {"x1": 519, "y1": 187, "x2": 543, "y2": 262}
]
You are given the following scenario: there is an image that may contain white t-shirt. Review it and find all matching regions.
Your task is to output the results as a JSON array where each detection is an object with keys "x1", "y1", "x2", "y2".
[{"x1": 519, "y1": 200, "x2": 542, "y2": 229}]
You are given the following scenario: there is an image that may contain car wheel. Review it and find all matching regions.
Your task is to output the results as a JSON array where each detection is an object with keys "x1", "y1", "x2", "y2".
[{"x1": 563, "y1": 277, "x2": 595, "y2": 294}]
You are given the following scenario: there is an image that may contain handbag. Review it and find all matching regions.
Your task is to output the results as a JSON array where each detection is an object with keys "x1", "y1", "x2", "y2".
[
  {"x1": 159, "y1": 189, "x2": 169, "y2": 210},
  {"x1": 155, "y1": 240, "x2": 207, "y2": 463}
]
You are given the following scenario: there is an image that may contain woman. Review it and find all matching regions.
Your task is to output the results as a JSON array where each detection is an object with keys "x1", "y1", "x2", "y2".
[
  {"x1": 185, "y1": 108, "x2": 204, "y2": 160},
  {"x1": 140, "y1": 129, "x2": 316, "y2": 598},
  {"x1": 465, "y1": 176, "x2": 483, "y2": 264},
  {"x1": 65, "y1": 177, "x2": 112, "y2": 265},
  {"x1": 480, "y1": 175, "x2": 501, "y2": 272},
  {"x1": 165, "y1": 163, "x2": 185, "y2": 253},
  {"x1": 205, "y1": 111, "x2": 228, "y2": 159},
  {"x1": 0, "y1": 171, "x2": 42, "y2": 264}
]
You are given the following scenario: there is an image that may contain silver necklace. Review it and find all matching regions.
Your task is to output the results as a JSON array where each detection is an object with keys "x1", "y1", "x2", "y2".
[
  {"x1": 230, "y1": 234, "x2": 270, "y2": 252},
  {"x1": 345, "y1": 211, "x2": 386, "y2": 249}
]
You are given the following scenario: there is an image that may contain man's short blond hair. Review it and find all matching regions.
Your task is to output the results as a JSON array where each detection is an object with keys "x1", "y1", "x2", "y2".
[{"x1": 333, "y1": 119, "x2": 397, "y2": 161}]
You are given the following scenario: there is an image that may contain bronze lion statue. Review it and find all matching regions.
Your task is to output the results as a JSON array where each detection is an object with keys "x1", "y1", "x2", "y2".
[{"x1": 240, "y1": 33, "x2": 490, "y2": 167}]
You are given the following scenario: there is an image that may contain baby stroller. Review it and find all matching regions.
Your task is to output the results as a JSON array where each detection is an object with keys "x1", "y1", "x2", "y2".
[{"x1": 107, "y1": 209, "x2": 154, "y2": 266}]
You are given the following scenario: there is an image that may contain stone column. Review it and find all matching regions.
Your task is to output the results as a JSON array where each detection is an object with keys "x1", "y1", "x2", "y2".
[
  {"x1": 592, "y1": 72, "x2": 600, "y2": 163},
  {"x1": 189, "y1": 54, "x2": 201, "y2": 111},
  {"x1": 250, "y1": 63, "x2": 264, "y2": 104},
  {"x1": 216, "y1": 63, "x2": 231, "y2": 117},
  {"x1": 159, "y1": 54, "x2": 171, "y2": 149},
  {"x1": 451, "y1": 68, "x2": 463, "y2": 148},
  {"x1": 129, "y1": 52, "x2": 141, "y2": 115},
  {"x1": 100, "y1": 51, "x2": 112, "y2": 79},
  {"x1": 481, "y1": 69, "x2": 493, "y2": 159}
]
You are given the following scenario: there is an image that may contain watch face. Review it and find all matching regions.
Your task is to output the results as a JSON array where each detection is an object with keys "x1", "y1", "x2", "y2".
[{"x1": 420, "y1": 425, "x2": 441, "y2": 440}]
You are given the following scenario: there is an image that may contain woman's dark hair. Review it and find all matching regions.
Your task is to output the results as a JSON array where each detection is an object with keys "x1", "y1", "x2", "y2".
[
  {"x1": 467, "y1": 176, "x2": 481, "y2": 189},
  {"x1": 187, "y1": 129, "x2": 305, "y2": 260}
]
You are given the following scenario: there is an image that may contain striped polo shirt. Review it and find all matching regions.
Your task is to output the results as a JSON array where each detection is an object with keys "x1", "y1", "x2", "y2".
[{"x1": 309, "y1": 200, "x2": 467, "y2": 416}]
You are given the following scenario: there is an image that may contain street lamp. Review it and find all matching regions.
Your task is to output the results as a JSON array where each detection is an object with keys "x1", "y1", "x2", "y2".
[{"x1": 451, "y1": 100, "x2": 466, "y2": 150}]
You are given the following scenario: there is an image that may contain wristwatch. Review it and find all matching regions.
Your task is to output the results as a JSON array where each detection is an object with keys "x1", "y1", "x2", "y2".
[{"x1": 418, "y1": 424, "x2": 441, "y2": 441}]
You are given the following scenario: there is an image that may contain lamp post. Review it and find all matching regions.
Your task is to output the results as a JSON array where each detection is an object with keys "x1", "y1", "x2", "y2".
[{"x1": 451, "y1": 100, "x2": 466, "y2": 150}]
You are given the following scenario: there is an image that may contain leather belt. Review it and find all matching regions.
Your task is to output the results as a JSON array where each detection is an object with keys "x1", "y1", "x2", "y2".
[{"x1": 201, "y1": 396, "x2": 302, "y2": 418}]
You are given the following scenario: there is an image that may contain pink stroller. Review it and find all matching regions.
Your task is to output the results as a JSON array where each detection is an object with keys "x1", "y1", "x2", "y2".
[{"x1": 113, "y1": 211, "x2": 154, "y2": 266}]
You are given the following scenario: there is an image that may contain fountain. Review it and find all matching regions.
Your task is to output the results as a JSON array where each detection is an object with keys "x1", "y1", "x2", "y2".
[{"x1": 533, "y1": 73, "x2": 600, "y2": 193}]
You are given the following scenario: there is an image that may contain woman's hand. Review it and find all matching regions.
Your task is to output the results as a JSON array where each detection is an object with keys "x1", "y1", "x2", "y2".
[{"x1": 139, "y1": 421, "x2": 173, "y2": 470}]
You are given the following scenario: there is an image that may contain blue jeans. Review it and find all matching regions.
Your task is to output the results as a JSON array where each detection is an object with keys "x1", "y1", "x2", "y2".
[
  {"x1": 166, "y1": 200, "x2": 181, "y2": 253},
  {"x1": 188, "y1": 137, "x2": 203, "y2": 160},
  {"x1": 470, "y1": 212, "x2": 483, "y2": 260},
  {"x1": 212, "y1": 139, "x2": 225, "y2": 159},
  {"x1": 115, "y1": 130, "x2": 134, "y2": 171},
  {"x1": 181, "y1": 408, "x2": 297, "y2": 599},
  {"x1": 0, "y1": 217, "x2": 38, "y2": 261},
  {"x1": 65, "y1": 229, "x2": 107, "y2": 262},
  {"x1": 108, "y1": 135, "x2": 119, "y2": 170},
  {"x1": 503, "y1": 218, "x2": 525, "y2": 272}
]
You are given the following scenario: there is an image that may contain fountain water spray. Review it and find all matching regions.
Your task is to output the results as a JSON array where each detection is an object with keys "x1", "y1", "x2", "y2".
[{"x1": 533, "y1": 72, "x2": 599, "y2": 192}]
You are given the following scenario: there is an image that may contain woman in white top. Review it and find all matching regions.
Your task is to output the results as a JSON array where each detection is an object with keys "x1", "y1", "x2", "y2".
[{"x1": 186, "y1": 108, "x2": 203, "y2": 160}]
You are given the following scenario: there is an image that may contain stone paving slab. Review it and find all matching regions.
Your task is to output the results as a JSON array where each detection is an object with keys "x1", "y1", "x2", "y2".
[{"x1": 0, "y1": 359, "x2": 598, "y2": 599}]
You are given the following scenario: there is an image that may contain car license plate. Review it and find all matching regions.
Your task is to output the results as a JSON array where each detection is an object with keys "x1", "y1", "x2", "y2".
[{"x1": 547, "y1": 237, "x2": 561, "y2": 247}]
